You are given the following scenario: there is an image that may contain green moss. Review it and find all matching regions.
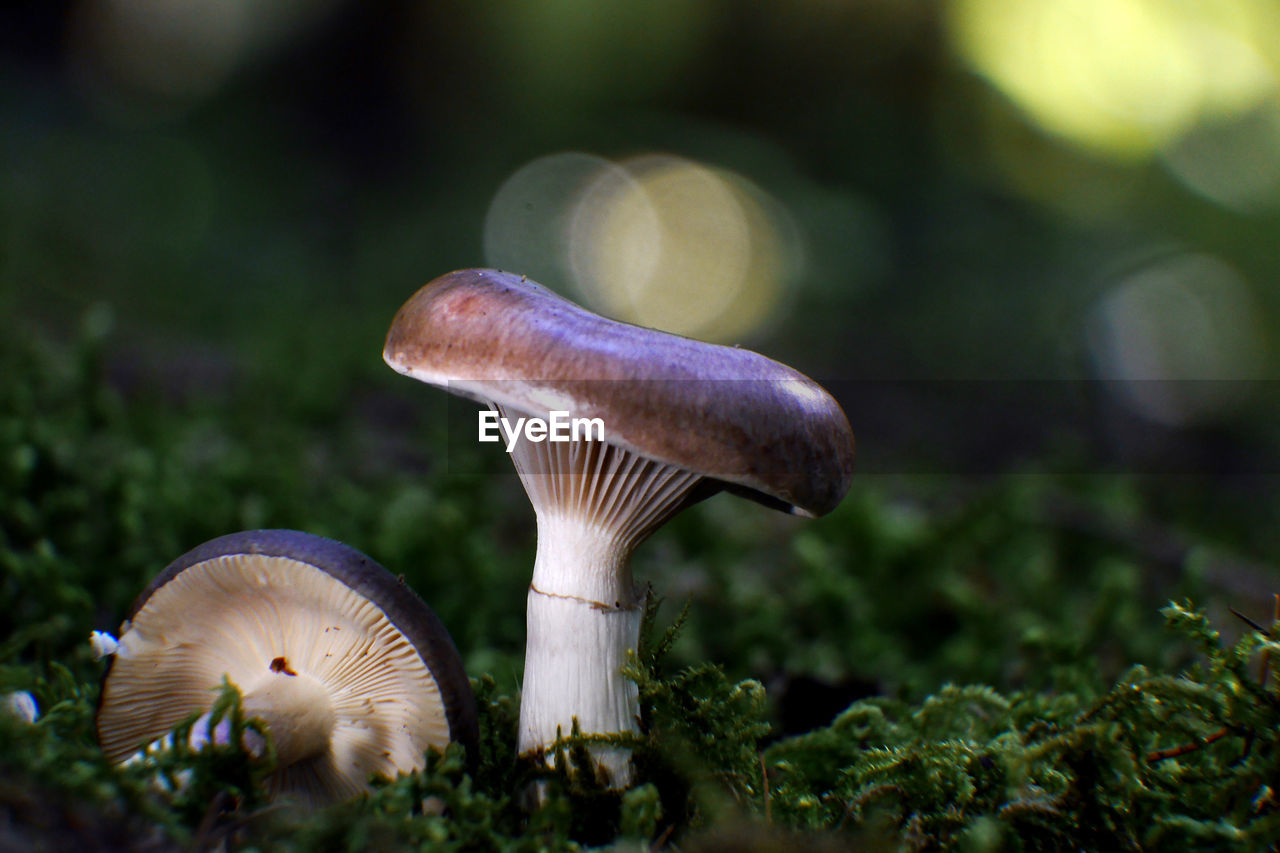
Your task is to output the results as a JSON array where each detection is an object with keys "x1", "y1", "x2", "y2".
[{"x1": 765, "y1": 602, "x2": 1280, "y2": 850}]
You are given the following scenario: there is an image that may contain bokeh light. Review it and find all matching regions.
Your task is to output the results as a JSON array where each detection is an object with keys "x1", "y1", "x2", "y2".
[
  {"x1": 948, "y1": 0, "x2": 1280, "y2": 160},
  {"x1": 1087, "y1": 252, "x2": 1270, "y2": 425},
  {"x1": 482, "y1": 152, "x2": 625, "y2": 297},
  {"x1": 483, "y1": 152, "x2": 797, "y2": 343},
  {"x1": 1161, "y1": 102, "x2": 1280, "y2": 210}
]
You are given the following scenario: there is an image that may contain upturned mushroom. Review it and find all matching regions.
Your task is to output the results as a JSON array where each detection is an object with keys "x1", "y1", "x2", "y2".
[
  {"x1": 96, "y1": 529, "x2": 478, "y2": 806},
  {"x1": 383, "y1": 268, "x2": 854, "y2": 787}
]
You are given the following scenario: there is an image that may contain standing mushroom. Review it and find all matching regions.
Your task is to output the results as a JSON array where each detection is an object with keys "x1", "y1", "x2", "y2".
[
  {"x1": 383, "y1": 268, "x2": 854, "y2": 786},
  {"x1": 96, "y1": 529, "x2": 478, "y2": 806}
]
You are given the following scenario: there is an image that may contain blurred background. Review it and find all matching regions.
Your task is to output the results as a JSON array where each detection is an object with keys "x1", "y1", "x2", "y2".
[
  {"x1": 5, "y1": 0, "x2": 1280, "y2": 472},
  {"x1": 4, "y1": 0, "x2": 1280, "y2": 718}
]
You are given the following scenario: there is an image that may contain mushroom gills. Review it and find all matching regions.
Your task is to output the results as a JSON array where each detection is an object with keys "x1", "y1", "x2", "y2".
[{"x1": 96, "y1": 531, "x2": 479, "y2": 808}]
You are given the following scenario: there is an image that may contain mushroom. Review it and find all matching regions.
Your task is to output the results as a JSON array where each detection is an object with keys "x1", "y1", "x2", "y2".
[
  {"x1": 96, "y1": 529, "x2": 478, "y2": 806},
  {"x1": 383, "y1": 268, "x2": 854, "y2": 786}
]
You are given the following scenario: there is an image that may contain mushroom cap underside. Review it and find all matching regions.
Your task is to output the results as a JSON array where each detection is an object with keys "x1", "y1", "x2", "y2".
[
  {"x1": 96, "y1": 529, "x2": 477, "y2": 805},
  {"x1": 384, "y1": 268, "x2": 855, "y2": 517}
]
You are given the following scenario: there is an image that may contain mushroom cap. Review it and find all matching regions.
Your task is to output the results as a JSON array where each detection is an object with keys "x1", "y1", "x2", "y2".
[
  {"x1": 383, "y1": 268, "x2": 855, "y2": 516},
  {"x1": 96, "y1": 529, "x2": 478, "y2": 805}
]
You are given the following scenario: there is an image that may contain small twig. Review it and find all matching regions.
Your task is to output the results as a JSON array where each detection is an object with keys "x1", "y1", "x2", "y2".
[
  {"x1": 1228, "y1": 596, "x2": 1279, "y2": 689},
  {"x1": 1262, "y1": 595, "x2": 1280, "y2": 688},
  {"x1": 1146, "y1": 727, "x2": 1232, "y2": 763},
  {"x1": 1229, "y1": 606, "x2": 1267, "y2": 633}
]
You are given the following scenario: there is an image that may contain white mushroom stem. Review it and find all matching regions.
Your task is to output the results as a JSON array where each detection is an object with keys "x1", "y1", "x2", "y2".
[
  {"x1": 508, "y1": 412, "x2": 704, "y2": 786},
  {"x1": 123, "y1": 671, "x2": 332, "y2": 769},
  {"x1": 520, "y1": 515, "x2": 645, "y2": 784},
  {"x1": 242, "y1": 670, "x2": 336, "y2": 767}
]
